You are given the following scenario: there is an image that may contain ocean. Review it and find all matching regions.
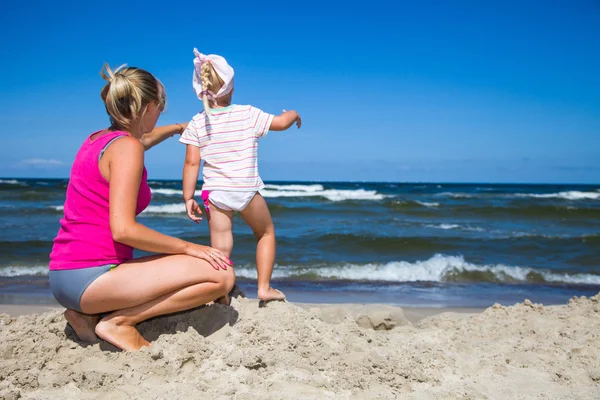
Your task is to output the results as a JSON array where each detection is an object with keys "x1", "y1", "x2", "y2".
[{"x1": 1, "y1": 178, "x2": 599, "y2": 307}]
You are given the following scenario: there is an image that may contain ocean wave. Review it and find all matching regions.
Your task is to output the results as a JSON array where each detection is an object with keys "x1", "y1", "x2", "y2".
[
  {"x1": 415, "y1": 201, "x2": 440, "y2": 208},
  {"x1": 0, "y1": 266, "x2": 48, "y2": 277},
  {"x1": 433, "y1": 190, "x2": 600, "y2": 201},
  {"x1": 143, "y1": 204, "x2": 186, "y2": 214},
  {"x1": 48, "y1": 203, "x2": 188, "y2": 214},
  {"x1": 51, "y1": 202, "x2": 188, "y2": 214},
  {"x1": 436, "y1": 192, "x2": 473, "y2": 199},
  {"x1": 516, "y1": 191, "x2": 600, "y2": 201},
  {"x1": 260, "y1": 188, "x2": 387, "y2": 201},
  {"x1": 426, "y1": 224, "x2": 485, "y2": 232},
  {"x1": 263, "y1": 184, "x2": 325, "y2": 192},
  {"x1": 437, "y1": 203, "x2": 600, "y2": 220},
  {"x1": 148, "y1": 184, "x2": 387, "y2": 202},
  {"x1": 151, "y1": 188, "x2": 183, "y2": 196},
  {"x1": 390, "y1": 200, "x2": 440, "y2": 211},
  {"x1": 4, "y1": 254, "x2": 600, "y2": 285},
  {"x1": 234, "y1": 254, "x2": 600, "y2": 285},
  {"x1": 0, "y1": 179, "x2": 25, "y2": 185}
]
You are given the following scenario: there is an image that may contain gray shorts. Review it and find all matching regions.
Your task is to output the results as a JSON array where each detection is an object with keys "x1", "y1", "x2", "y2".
[{"x1": 49, "y1": 264, "x2": 116, "y2": 312}]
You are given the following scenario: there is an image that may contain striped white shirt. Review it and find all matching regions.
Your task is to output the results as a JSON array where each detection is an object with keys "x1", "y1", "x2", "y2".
[{"x1": 180, "y1": 105, "x2": 274, "y2": 191}]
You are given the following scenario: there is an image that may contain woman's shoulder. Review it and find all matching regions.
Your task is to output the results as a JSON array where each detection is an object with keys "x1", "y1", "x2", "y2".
[{"x1": 106, "y1": 134, "x2": 144, "y2": 156}]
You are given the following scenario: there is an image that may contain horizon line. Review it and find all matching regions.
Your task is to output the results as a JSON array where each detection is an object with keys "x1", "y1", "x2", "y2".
[{"x1": 1, "y1": 177, "x2": 599, "y2": 186}]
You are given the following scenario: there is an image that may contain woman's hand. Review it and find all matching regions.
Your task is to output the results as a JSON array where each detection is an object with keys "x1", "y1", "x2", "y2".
[
  {"x1": 185, "y1": 199, "x2": 203, "y2": 223},
  {"x1": 173, "y1": 122, "x2": 188, "y2": 137},
  {"x1": 184, "y1": 243, "x2": 232, "y2": 270}
]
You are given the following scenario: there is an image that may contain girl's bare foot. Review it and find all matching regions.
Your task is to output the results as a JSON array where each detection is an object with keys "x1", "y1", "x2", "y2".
[
  {"x1": 258, "y1": 286, "x2": 286, "y2": 302},
  {"x1": 64, "y1": 309, "x2": 99, "y2": 342},
  {"x1": 95, "y1": 315, "x2": 150, "y2": 351}
]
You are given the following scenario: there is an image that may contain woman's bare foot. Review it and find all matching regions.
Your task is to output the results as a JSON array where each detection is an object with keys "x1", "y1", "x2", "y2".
[
  {"x1": 258, "y1": 286, "x2": 286, "y2": 302},
  {"x1": 64, "y1": 309, "x2": 99, "y2": 342},
  {"x1": 95, "y1": 315, "x2": 150, "y2": 351}
]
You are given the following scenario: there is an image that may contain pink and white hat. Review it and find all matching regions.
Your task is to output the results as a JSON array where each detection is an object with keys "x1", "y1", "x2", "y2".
[{"x1": 192, "y1": 48, "x2": 235, "y2": 102}]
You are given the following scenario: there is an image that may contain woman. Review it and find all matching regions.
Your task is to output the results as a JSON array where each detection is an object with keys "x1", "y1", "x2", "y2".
[{"x1": 49, "y1": 63, "x2": 235, "y2": 351}]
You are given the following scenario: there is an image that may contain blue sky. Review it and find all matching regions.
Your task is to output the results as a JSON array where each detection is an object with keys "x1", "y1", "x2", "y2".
[{"x1": 0, "y1": 0, "x2": 598, "y2": 183}]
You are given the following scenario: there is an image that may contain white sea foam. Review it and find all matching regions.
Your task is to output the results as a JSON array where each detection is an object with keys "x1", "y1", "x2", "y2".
[
  {"x1": 234, "y1": 254, "x2": 600, "y2": 285},
  {"x1": 148, "y1": 184, "x2": 387, "y2": 202},
  {"x1": 415, "y1": 201, "x2": 440, "y2": 208},
  {"x1": 436, "y1": 192, "x2": 472, "y2": 199},
  {"x1": 0, "y1": 266, "x2": 49, "y2": 277},
  {"x1": 5, "y1": 255, "x2": 599, "y2": 284},
  {"x1": 429, "y1": 223, "x2": 460, "y2": 230},
  {"x1": 0, "y1": 179, "x2": 23, "y2": 185},
  {"x1": 260, "y1": 187, "x2": 387, "y2": 201},
  {"x1": 426, "y1": 224, "x2": 485, "y2": 232},
  {"x1": 263, "y1": 184, "x2": 325, "y2": 192},
  {"x1": 517, "y1": 191, "x2": 600, "y2": 201},
  {"x1": 143, "y1": 204, "x2": 186, "y2": 214},
  {"x1": 151, "y1": 188, "x2": 183, "y2": 196}
]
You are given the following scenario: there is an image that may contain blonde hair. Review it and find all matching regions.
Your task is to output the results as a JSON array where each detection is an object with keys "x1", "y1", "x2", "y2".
[
  {"x1": 200, "y1": 62, "x2": 224, "y2": 114},
  {"x1": 100, "y1": 63, "x2": 167, "y2": 131}
]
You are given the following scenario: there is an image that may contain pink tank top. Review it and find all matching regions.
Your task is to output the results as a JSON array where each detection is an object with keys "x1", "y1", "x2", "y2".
[{"x1": 49, "y1": 131, "x2": 152, "y2": 270}]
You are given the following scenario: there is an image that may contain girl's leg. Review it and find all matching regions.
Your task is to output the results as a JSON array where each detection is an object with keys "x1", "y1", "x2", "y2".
[
  {"x1": 239, "y1": 194, "x2": 285, "y2": 301},
  {"x1": 208, "y1": 204, "x2": 234, "y2": 257},
  {"x1": 75, "y1": 254, "x2": 235, "y2": 351},
  {"x1": 207, "y1": 205, "x2": 235, "y2": 304}
]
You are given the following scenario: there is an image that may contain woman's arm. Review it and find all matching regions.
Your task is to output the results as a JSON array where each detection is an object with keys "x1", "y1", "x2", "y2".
[
  {"x1": 106, "y1": 137, "x2": 230, "y2": 269},
  {"x1": 140, "y1": 123, "x2": 187, "y2": 151}
]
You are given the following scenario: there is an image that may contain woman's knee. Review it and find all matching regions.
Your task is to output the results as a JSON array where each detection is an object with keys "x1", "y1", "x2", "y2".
[{"x1": 221, "y1": 267, "x2": 236, "y2": 294}]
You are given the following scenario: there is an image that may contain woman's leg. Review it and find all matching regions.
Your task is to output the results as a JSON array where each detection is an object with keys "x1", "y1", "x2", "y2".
[
  {"x1": 76, "y1": 254, "x2": 235, "y2": 350},
  {"x1": 63, "y1": 310, "x2": 99, "y2": 342},
  {"x1": 239, "y1": 194, "x2": 285, "y2": 301}
]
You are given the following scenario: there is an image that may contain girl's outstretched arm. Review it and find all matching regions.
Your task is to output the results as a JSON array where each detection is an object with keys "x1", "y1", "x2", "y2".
[
  {"x1": 140, "y1": 123, "x2": 187, "y2": 150},
  {"x1": 270, "y1": 110, "x2": 302, "y2": 131},
  {"x1": 182, "y1": 144, "x2": 203, "y2": 223}
]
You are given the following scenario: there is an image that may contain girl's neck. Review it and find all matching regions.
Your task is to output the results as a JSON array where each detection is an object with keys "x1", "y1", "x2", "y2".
[
  {"x1": 212, "y1": 93, "x2": 233, "y2": 108},
  {"x1": 212, "y1": 101, "x2": 231, "y2": 109}
]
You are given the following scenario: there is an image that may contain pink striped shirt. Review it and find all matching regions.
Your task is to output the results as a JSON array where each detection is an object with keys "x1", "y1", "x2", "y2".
[{"x1": 180, "y1": 105, "x2": 274, "y2": 191}]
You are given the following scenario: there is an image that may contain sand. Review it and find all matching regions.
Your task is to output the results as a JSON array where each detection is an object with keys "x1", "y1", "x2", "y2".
[{"x1": 1, "y1": 294, "x2": 599, "y2": 399}]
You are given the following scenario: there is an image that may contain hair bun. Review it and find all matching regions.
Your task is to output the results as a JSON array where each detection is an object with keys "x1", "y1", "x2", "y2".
[
  {"x1": 100, "y1": 63, "x2": 128, "y2": 83},
  {"x1": 99, "y1": 63, "x2": 166, "y2": 132}
]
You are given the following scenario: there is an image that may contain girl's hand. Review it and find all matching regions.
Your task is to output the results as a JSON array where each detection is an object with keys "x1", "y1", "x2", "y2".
[
  {"x1": 283, "y1": 110, "x2": 302, "y2": 128},
  {"x1": 184, "y1": 244, "x2": 232, "y2": 270},
  {"x1": 185, "y1": 199, "x2": 202, "y2": 223}
]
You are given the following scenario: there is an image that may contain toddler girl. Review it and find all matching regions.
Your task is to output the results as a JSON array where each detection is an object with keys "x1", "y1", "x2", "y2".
[{"x1": 180, "y1": 49, "x2": 301, "y2": 302}]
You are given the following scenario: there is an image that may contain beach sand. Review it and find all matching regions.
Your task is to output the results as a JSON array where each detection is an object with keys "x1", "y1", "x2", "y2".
[{"x1": 1, "y1": 294, "x2": 599, "y2": 399}]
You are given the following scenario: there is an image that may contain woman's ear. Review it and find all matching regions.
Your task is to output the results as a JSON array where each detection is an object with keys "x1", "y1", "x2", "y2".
[{"x1": 146, "y1": 102, "x2": 158, "y2": 113}]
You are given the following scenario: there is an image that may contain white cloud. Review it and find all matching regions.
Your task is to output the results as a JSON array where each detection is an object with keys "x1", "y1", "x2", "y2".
[{"x1": 17, "y1": 158, "x2": 65, "y2": 167}]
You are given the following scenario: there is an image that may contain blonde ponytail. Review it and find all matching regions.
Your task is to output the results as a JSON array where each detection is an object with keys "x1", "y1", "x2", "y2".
[
  {"x1": 200, "y1": 62, "x2": 224, "y2": 115},
  {"x1": 100, "y1": 63, "x2": 166, "y2": 131}
]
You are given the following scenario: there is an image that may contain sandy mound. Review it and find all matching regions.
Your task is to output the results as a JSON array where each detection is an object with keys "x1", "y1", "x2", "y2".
[{"x1": 1, "y1": 294, "x2": 599, "y2": 399}]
